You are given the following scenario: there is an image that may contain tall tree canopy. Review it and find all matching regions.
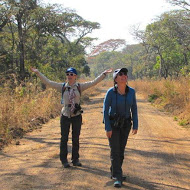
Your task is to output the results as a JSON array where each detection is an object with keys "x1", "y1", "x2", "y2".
[
  {"x1": 167, "y1": 0, "x2": 190, "y2": 11},
  {"x1": 89, "y1": 9, "x2": 190, "y2": 79},
  {"x1": 88, "y1": 39, "x2": 126, "y2": 57},
  {"x1": 0, "y1": 0, "x2": 100, "y2": 81}
]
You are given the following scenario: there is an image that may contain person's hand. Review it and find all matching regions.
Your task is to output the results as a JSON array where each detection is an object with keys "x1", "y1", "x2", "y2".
[
  {"x1": 30, "y1": 67, "x2": 39, "y2": 73},
  {"x1": 103, "y1": 68, "x2": 113, "y2": 74},
  {"x1": 132, "y1": 129, "x2": 138, "y2": 135},
  {"x1": 106, "y1": 130, "x2": 112, "y2": 138}
]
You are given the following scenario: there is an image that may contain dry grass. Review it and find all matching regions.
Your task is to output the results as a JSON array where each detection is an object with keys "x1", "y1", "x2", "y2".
[
  {"x1": 130, "y1": 77, "x2": 190, "y2": 127},
  {"x1": 1, "y1": 77, "x2": 189, "y2": 149},
  {"x1": 0, "y1": 81, "x2": 61, "y2": 148},
  {"x1": 0, "y1": 78, "x2": 111, "y2": 149},
  {"x1": 80, "y1": 77, "x2": 190, "y2": 127}
]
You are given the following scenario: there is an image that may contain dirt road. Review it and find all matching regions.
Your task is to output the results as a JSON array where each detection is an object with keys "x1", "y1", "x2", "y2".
[{"x1": 0, "y1": 88, "x2": 190, "y2": 190}]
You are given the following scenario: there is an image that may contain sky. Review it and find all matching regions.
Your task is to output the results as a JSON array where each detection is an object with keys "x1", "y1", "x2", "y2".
[{"x1": 42, "y1": 0, "x2": 177, "y2": 46}]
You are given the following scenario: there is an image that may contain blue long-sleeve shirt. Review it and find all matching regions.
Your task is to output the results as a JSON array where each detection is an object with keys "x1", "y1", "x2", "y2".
[{"x1": 103, "y1": 86, "x2": 138, "y2": 132}]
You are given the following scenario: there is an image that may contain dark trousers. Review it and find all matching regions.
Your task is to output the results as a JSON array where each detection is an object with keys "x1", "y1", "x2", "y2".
[
  {"x1": 108, "y1": 127, "x2": 131, "y2": 181},
  {"x1": 60, "y1": 114, "x2": 82, "y2": 164}
]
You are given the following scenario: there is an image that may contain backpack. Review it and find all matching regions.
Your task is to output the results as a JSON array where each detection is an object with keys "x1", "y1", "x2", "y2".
[{"x1": 61, "y1": 83, "x2": 81, "y2": 104}]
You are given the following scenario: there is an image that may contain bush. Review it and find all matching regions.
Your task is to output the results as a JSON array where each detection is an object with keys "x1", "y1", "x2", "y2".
[
  {"x1": 130, "y1": 77, "x2": 190, "y2": 127},
  {"x1": 0, "y1": 80, "x2": 61, "y2": 149},
  {"x1": 148, "y1": 94, "x2": 159, "y2": 102}
]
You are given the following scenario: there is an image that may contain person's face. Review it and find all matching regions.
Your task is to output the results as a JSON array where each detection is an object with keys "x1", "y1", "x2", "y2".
[
  {"x1": 115, "y1": 72, "x2": 128, "y2": 84},
  {"x1": 66, "y1": 72, "x2": 77, "y2": 83}
]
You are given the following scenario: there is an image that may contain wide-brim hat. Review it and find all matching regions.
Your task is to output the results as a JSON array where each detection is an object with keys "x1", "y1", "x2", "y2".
[
  {"x1": 66, "y1": 67, "x2": 77, "y2": 75},
  {"x1": 113, "y1": 68, "x2": 128, "y2": 80}
]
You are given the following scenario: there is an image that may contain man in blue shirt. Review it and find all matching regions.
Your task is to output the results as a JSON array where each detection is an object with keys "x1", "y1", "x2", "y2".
[{"x1": 103, "y1": 68, "x2": 138, "y2": 188}]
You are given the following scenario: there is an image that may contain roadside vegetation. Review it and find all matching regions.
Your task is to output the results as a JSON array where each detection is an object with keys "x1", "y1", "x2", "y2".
[
  {"x1": 0, "y1": 80, "x2": 60, "y2": 149},
  {"x1": 1, "y1": 77, "x2": 189, "y2": 150},
  {"x1": 0, "y1": 0, "x2": 189, "y2": 148},
  {"x1": 130, "y1": 78, "x2": 190, "y2": 128},
  {"x1": 0, "y1": 78, "x2": 105, "y2": 150}
]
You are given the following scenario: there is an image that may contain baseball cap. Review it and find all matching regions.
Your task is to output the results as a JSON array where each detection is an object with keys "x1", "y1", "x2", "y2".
[
  {"x1": 66, "y1": 67, "x2": 77, "y2": 75},
  {"x1": 113, "y1": 68, "x2": 128, "y2": 80}
]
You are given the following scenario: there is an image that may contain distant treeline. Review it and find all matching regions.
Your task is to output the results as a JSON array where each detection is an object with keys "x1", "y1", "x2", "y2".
[
  {"x1": 0, "y1": 0, "x2": 189, "y2": 83},
  {"x1": 88, "y1": 5, "x2": 190, "y2": 79}
]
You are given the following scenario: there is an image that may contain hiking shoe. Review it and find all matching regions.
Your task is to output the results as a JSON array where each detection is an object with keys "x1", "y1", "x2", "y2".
[
  {"x1": 63, "y1": 162, "x2": 70, "y2": 168},
  {"x1": 73, "y1": 161, "x2": 82, "y2": 166},
  {"x1": 114, "y1": 180, "x2": 122, "y2": 188},
  {"x1": 111, "y1": 176, "x2": 126, "y2": 181}
]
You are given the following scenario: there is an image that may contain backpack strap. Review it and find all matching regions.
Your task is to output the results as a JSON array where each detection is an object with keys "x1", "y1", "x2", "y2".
[
  {"x1": 77, "y1": 83, "x2": 81, "y2": 96},
  {"x1": 61, "y1": 83, "x2": 81, "y2": 104}
]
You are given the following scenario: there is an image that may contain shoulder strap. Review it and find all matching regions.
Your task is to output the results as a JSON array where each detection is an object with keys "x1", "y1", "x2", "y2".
[
  {"x1": 77, "y1": 83, "x2": 81, "y2": 96},
  {"x1": 125, "y1": 85, "x2": 129, "y2": 93},
  {"x1": 61, "y1": 83, "x2": 81, "y2": 104}
]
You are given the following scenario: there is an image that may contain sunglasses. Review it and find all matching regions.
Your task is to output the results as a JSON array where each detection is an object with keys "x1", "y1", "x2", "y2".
[
  {"x1": 66, "y1": 73, "x2": 76, "y2": 76},
  {"x1": 117, "y1": 72, "x2": 127, "y2": 76}
]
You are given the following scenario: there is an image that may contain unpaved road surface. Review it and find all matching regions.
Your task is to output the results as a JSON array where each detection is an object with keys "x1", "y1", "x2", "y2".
[{"x1": 0, "y1": 88, "x2": 190, "y2": 190}]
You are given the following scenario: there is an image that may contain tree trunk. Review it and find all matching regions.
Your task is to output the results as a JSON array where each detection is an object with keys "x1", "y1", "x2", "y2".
[
  {"x1": 17, "y1": 16, "x2": 25, "y2": 80},
  {"x1": 159, "y1": 55, "x2": 163, "y2": 77},
  {"x1": 8, "y1": 22, "x2": 15, "y2": 70},
  {"x1": 183, "y1": 52, "x2": 188, "y2": 65}
]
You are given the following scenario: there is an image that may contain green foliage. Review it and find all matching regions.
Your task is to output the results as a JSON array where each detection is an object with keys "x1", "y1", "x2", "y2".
[
  {"x1": 0, "y1": 0, "x2": 99, "y2": 81},
  {"x1": 154, "y1": 56, "x2": 161, "y2": 70},
  {"x1": 130, "y1": 10, "x2": 190, "y2": 79},
  {"x1": 82, "y1": 64, "x2": 90, "y2": 76},
  {"x1": 1, "y1": 1, "x2": 189, "y2": 81},
  {"x1": 179, "y1": 119, "x2": 188, "y2": 126},
  {"x1": 148, "y1": 94, "x2": 159, "y2": 102},
  {"x1": 174, "y1": 116, "x2": 178, "y2": 121},
  {"x1": 163, "y1": 80, "x2": 179, "y2": 100},
  {"x1": 181, "y1": 65, "x2": 190, "y2": 76}
]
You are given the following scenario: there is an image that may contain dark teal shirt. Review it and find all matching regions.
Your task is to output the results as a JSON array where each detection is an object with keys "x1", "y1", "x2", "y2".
[{"x1": 103, "y1": 86, "x2": 138, "y2": 131}]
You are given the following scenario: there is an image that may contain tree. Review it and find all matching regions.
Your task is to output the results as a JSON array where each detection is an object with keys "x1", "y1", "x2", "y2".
[
  {"x1": 88, "y1": 39, "x2": 126, "y2": 57},
  {"x1": 0, "y1": 0, "x2": 38, "y2": 80},
  {"x1": 131, "y1": 10, "x2": 190, "y2": 78},
  {"x1": 31, "y1": 5, "x2": 99, "y2": 76},
  {"x1": 53, "y1": 9, "x2": 100, "y2": 51},
  {"x1": 122, "y1": 44, "x2": 150, "y2": 79},
  {"x1": 167, "y1": 0, "x2": 190, "y2": 11},
  {"x1": 0, "y1": 1, "x2": 100, "y2": 81}
]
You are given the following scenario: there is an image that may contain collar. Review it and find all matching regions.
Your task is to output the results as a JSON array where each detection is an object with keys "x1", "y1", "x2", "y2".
[
  {"x1": 113, "y1": 85, "x2": 129, "y2": 93},
  {"x1": 65, "y1": 82, "x2": 79, "y2": 88}
]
